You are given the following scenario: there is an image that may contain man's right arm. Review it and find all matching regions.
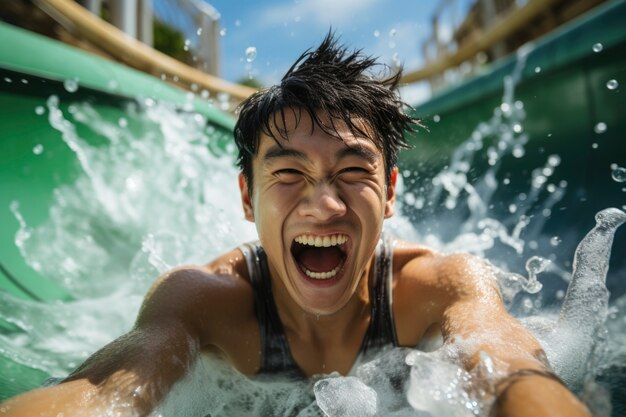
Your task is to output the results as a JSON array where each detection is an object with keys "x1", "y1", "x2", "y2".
[{"x1": 0, "y1": 267, "x2": 217, "y2": 417}]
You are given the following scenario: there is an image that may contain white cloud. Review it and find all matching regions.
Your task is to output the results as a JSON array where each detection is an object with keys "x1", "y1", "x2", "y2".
[{"x1": 259, "y1": 0, "x2": 379, "y2": 27}]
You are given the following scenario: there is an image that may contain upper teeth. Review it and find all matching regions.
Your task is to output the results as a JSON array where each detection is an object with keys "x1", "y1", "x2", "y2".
[{"x1": 294, "y1": 234, "x2": 348, "y2": 247}]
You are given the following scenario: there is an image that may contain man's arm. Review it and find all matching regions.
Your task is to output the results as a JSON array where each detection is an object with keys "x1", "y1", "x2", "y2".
[
  {"x1": 0, "y1": 267, "x2": 217, "y2": 417},
  {"x1": 436, "y1": 253, "x2": 590, "y2": 417}
]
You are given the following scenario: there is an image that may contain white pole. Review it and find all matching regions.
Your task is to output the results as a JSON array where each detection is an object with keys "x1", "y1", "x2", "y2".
[
  {"x1": 138, "y1": 0, "x2": 153, "y2": 46},
  {"x1": 79, "y1": 0, "x2": 102, "y2": 15},
  {"x1": 109, "y1": 0, "x2": 138, "y2": 39}
]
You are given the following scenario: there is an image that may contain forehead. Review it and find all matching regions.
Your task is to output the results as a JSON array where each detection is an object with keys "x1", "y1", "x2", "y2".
[{"x1": 259, "y1": 107, "x2": 379, "y2": 153}]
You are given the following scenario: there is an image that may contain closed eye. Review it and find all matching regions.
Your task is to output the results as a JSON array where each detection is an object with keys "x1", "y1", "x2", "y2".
[
  {"x1": 274, "y1": 168, "x2": 303, "y2": 176},
  {"x1": 273, "y1": 169, "x2": 305, "y2": 184},
  {"x1": 340, "y1": 167, "x2": 370, "y2": 174}
]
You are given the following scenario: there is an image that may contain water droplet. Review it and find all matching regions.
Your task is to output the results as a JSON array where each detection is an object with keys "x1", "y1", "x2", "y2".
[
  {"x1": 63, "y1": 78, "x2": 79, "y2": 93},
  {"x1": 3, "y1": 77, "x2": 12, "y2": 83},
  {"x1": 556, "y1": 290, "x2": 565, "y2": 300},
  {"x1": 182, "y1": 101, "x2": 194, "y2": 112},
  {"x1": 373, "y1": 30, "x2": 380, "y2": 38},
  {"x1": 592, "y1": 43, "x2": 603, "y2": 52},
  {"x1": 245, "y1": 46, "x2": 257, "y2": 62},
  {"x1": 160, "y1": 73, "x2": 167, "y2": 80},
  {"x1": 34, "y1": 106, "x2": 45, "y2": 115},
  {"x1": 196, "y1": 27, "x2": 203, "y2": 36},
  {"x1": 21, "y1": 78, "x2": 28, "y2": 84},
  {"x1": 389, "y1": 28, "x2": 397, "y2": 37},
  {"x1": 503, "y1": 178, "x2": 511, "y2": 185},
  {"x1": 550, "y1": 236, "x2": 561, "y2": 246},
  {"x1": 184, "y1": 39, "x2": 190, "y2": 51},
  {"x1": 525, "y1": 256, "x2": 550, "y2": 282},
  {"x1": 534, "y1": 66, "x2": 541, "y2": 73},
  {"x1": 512, "y1": 145, "x2": 525, "y2": 158},
  {"x1": 433, "y1": 114, "x2": 440, "y2": 123},
  {"x1": 235, "y1": 19, "x2": 241, "y2": 27},
  {"x1": 611, "y1": 166, "x2": 626, "y2": 182},
  {"x1": 548, "y1": 155, "x2": 561, "y2": 166},
  {"x1": 217, "y1": 92, "x2": 230, "y2": 111},
  {"x1": 513, "y1": 123, "x2": 523, "y2": 133},
  {"x1": 533, "y1": 175, "x2": 547, "y2": 188},
  {"x1": 118, "y1": 118, "x2": 128, "y2": 128},
  {"x1": 220, "y1": 28, "x2": 227, "y2": 36},
  {"x1": 107, "y1": 79, "x2": 118, "y2": 90},
  {"x1": 508, "y1": 204, "x2": 517, "y2": 213},
  {"x1": 32, "y1": 144, "x2": 44, "y2": 155},
  {"x1": 542, "y1": 208, "x2": 552, "y2": 217},
  {"x1": 522, "y1": 297, "x2": 534, "y2": 312},
  {"x1": 200, "y1": 89, "x2": 210, "y2": 99},
  {"x1": 500, "y1": 102, "x2": 511, "y2": 113},
  {"x1": 392, "y1": 52, "x2": 401, "y2": 67},
  {"x1": 592, "y1": 142, "x2": 599, "y2": 149},
  {"x1": 606, "y1": 79, "x2": 619, "y2": 90},
  {"x1": 594, "y1": 122, "x2": 607, "y2": 134}
]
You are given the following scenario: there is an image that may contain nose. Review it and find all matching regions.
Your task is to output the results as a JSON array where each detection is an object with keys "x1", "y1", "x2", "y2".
[{"x1": 298, "y1": 182, "x2": 347, "y2": 221}]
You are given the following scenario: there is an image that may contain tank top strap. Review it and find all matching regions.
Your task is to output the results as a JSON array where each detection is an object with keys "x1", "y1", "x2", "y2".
[
  {"x1": 238, "y1": 242, "x2": 303, "y2": 378},
  {"x1": 359, "y1": 232, "x2": 399, "y2": 357}
]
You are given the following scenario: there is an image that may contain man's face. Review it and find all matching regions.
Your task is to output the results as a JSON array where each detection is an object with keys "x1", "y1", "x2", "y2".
[{"x1": 239, "y1": 109, "x2": 397, "y2": 316}]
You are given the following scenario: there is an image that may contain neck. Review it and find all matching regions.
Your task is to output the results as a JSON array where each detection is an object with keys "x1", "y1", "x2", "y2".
[{"x1": 271, "y1": 260, "x2": 375, "y2": 344}]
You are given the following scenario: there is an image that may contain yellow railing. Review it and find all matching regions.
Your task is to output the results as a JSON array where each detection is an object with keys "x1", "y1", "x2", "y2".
[
  {"x1": 34, "y1": 0, "x2": 256, "y2": 102},
  {"x1": 400, "y1": 0, "x2": 599, "y2": 84}
]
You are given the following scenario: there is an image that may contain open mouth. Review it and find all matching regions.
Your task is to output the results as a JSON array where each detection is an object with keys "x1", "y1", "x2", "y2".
[{"x1": 290, "y1": 234, "x2": 348, "y2": 280}]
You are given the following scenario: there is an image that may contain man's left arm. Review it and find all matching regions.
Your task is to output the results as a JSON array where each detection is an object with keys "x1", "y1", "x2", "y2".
[{"x1": 437, "y1": 253, "x2": 590, "y2": 417}]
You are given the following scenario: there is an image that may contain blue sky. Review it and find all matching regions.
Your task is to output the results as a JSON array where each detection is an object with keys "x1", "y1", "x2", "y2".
[{"x1": 155, "y1": 0, "x2": 474, "y2": 103}]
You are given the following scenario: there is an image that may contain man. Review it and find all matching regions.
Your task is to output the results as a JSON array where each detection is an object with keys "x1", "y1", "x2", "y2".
[{"x1": 1, "y1": 34, "x2": 589, "y2": 416}]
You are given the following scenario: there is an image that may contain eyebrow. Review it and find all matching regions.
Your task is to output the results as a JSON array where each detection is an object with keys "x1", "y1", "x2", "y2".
[
  {"x1": 262, "y1": 146, "x2": 309, "y2": 163},
  {"x1": 262, "y1": 144, "x2": 379, "y2": 165},
  {"x1": 336, "y1": 146, "x2": 378, "y2": 165}
]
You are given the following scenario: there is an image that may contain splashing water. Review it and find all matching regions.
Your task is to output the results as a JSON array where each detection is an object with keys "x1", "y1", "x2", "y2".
[
  {"x1": 245, "y1": 46, "x2": 257, "y2": 63},
  {"x1": 1, "y1": 51, "x2": 625, "y2": 416}
]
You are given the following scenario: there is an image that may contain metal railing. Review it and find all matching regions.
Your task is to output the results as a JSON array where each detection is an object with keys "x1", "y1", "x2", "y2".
[{"x1": 80, "y1": 0, "x2": 221, "y2": 77}]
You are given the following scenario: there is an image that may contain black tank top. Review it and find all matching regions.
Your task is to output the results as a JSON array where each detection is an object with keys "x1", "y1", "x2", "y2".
[{"x1": 239, "y1": 233, "x2": 399, "y2": 378}]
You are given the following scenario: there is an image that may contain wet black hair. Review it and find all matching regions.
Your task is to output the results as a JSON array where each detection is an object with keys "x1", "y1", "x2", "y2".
[{"x1": 233, "y1": 31, "x2": 420, "y2": 189}]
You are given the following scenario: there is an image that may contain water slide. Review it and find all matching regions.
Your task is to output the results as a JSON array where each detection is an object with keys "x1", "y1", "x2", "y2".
[
  {"x1": 1, "y1": 0, "x2": 625, "y2": 406},
  {"x1": 404, "y1": 0, "x2": 626, "y2": 297}
]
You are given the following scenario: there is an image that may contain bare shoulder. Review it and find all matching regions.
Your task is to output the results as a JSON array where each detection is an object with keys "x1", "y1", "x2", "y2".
[
  {"x1": 393, "y1": 241, "x2": 499, "y2": 300},
  {"x1": 137, "y1": 247, "x2": 256, "y2": 343}
]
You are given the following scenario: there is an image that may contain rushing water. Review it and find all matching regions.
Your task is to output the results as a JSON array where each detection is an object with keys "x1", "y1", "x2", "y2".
[{"x1": 1, "y1": 54, "x2": 625, "y2": 415}]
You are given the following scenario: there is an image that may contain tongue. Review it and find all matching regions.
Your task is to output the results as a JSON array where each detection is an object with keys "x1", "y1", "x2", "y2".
[{"x1": 296, "y1": 246, "x2": 343, "y2": 273}]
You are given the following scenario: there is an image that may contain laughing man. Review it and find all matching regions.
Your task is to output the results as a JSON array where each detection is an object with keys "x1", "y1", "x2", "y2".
[{"x1": 1, "y1": 34, "x2": 589, "y2": 417}]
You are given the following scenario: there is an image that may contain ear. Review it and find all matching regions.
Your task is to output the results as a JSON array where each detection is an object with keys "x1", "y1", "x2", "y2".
[
  {"x1": 238, "y1": 173, "x2": 255, "y2": 222},
  {"x1": 384, "y1": 166, "x2": 398, "y2": 219}
]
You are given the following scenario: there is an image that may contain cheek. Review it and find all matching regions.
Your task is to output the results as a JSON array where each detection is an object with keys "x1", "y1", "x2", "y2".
[
  {"x1": 341, "y1": 182, "x2": 386, "y2": 213},
  {"x1": 254, "y1": 186, "x2": 297, "y2": 231}
]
